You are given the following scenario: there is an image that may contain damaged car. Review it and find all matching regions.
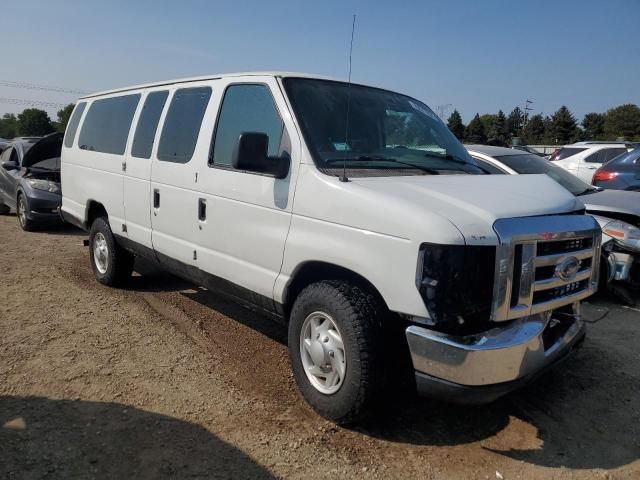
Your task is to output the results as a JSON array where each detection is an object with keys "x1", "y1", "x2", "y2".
[
  {"x1": 468, "y1": 144, "x2": 640, "y2": 299},
  {"x1": 0, "y1": 133, "x2": 64, "y2": 230}
]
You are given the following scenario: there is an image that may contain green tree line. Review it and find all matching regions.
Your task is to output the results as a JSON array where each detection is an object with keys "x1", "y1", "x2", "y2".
[
  {"x1": 0, "y1": 104, "x2": 74, "y2": 139},
  {"x1": 447, "y1": 104, "x2": 640, "y2": 145}
]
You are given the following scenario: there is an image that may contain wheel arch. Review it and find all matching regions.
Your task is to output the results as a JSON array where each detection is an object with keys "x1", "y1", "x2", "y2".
[
  {"x1": 85, "y1": 199, "x2": 108, "y2": 229},
  {"x1": 281, "y1": 260, "x2": 389, "y2": 318}
]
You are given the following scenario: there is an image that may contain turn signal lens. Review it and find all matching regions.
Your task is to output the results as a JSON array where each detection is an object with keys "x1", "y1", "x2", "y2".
[{"x1": 592, "y1": 170, "x2": 618, "y2": 182}]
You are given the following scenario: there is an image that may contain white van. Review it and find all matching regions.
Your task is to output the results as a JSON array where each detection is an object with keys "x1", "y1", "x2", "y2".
[{"x1": 61, "y1": 72, "x2": 601, "y2": 423}]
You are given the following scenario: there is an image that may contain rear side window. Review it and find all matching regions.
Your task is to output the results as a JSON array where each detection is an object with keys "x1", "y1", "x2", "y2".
[
  {"x1": 63, "y1": 102, "x2": 86, "y2": 148},
  {"x1": 550, "y1": 147, "x2": 587, "y2": 161},
  {"x1": 211, "y1": 84, "x2": 284, "y2": 167},
  {"x1": 585, "y1": 148, "x2": 628, "y2": 163},
  {"x1": 131, "y1": 91, "x2": 169, "y2": 159},
  {"x1": 157, "y1": 87, "x2": 212, "y2": 163},
  {"x1": 602, "y1": 148, "x2": 627, "y2": 163},
  {"x1": 78, "y1": 94, "x2": 140, "y2": 155}
]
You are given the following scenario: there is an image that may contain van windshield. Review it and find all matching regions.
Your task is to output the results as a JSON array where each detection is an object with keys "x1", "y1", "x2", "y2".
[{"x1": 283, "y1": 78, "x2": 482, "y2": 176}]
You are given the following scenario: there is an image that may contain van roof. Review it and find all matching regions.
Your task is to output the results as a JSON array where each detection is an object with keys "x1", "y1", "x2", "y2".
[{"x1": 79, "y1": 72, "x2": 343, "y2": 99}]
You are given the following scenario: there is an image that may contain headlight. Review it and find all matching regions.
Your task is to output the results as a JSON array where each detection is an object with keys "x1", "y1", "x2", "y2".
[
  {"x1": 603, "y1": 220, "x2": 640, "y2": 253},
  {"x1": 416, "y1": 244, "x2": 495, "y2": 334},
  {"x1": 27, "y1": 179, "x2": 60, "y2": 194}
]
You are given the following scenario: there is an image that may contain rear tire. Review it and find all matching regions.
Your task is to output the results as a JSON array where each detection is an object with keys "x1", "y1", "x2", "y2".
[
  {"x1": 89, "y1": 216, "x2": 134, "y2": 286},
  {"x1": 16, "y1": 194, "x2": 36, "y2": 231},
  {"x1": 288, "y1": 280, "x2": 386, "y2": 424}
]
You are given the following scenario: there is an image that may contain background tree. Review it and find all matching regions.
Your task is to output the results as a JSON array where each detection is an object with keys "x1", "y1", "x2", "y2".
[
  {"x1": 522, "y1": 114, "x2": 545, "y2": 144},
  {"x1": 581, "y1": 112, "x2": 605, "y2": 140},
  {"x1": 17, "y1": 108, "x2": 55, "y2": 136},
  {"x1": 550, "y1": 106, "x2": 578, "y2": 144},
  {"x1": 603, "y1": 104, "x2": 640, "y2": 140},
  {"x1": 56, "y1": 103, "x2": 75, "y2": 132},
  {"x1": 0, "y1": 113, "x2": 18, "y2": 139},
  {"x1": 506, "y1": 107, "x2": 524, "y2": 138},
  {"x1": 494, "y1": 110, "x2": 507, "y2": 144},
  {"x1": 446, "y1": 109, "x2": 465, "y2": 140},
  {"x1": 479, "y1": 113, "x2": 497, "y2": 141},
  {"x1": 464, "y1": 113, "x2": 486, "y2": 144}
]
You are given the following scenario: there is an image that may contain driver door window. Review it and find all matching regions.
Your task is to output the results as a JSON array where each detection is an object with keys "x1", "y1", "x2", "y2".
[{"x1": 211, "y1": 84, "x2": 284, "y2": 169}]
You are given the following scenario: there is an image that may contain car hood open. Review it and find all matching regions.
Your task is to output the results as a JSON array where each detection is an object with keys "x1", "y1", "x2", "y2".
[{"x1": 21, "y1": 132, "x2": 63, "y2": 169}]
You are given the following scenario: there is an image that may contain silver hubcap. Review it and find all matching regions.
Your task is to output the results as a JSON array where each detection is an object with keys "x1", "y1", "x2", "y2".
[
  {"x1": 17, "y1": 198, "x2": 26, "y2": 226},
  {"x1": 300, "y1": 311, "x2": 346, "y2": 394},
  {"x1": 93, "y1": 232, "x2": 109, "y2": 274}
]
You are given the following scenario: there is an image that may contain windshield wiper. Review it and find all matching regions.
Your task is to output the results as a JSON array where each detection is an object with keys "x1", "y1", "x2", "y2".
[
  {"x1": 423, "y1": 152, "x2": 474, "y2": 166},
  {"x1": 326, "y1": 156, "x2": 440, "y2": 175}
]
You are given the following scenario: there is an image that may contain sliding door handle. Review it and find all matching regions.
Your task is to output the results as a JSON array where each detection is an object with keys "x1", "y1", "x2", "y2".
[
  {"x1": 153, "y1": 188, "x2": 160, "y2": 209},
  {"x1": 198, "y1": 198, "x2": 207, "y2": 221}
]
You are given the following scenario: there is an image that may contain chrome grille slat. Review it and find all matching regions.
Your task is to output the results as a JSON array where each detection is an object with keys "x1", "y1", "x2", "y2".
[
  {"x1": 534, "y1": 247, "x2": 594, "y2": 267},
  {"x1": 534, "y1": 268, "x2": 592, "y2": 291},
  {"x1": 491, "y1": 216, "x2": 601, "y2": 322}
]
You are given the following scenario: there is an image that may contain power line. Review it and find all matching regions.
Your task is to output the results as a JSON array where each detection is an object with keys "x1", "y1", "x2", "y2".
[
  {"x1": 0, "y1": 97, "x2": 70, "y2": 109},
  {"x1": 0, "y1": 79, "x2": 90, "y2": 95}
]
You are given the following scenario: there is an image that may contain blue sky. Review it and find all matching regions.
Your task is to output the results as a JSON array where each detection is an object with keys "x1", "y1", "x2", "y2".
[{"x1": 3, "y1": 0, "x2": 639, "y2": 123}]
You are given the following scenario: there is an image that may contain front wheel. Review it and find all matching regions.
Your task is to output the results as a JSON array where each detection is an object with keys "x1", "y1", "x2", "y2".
[
  {"x1": 16, "y1": 194, "x2": 36, "y2": 231},
  {"x1": 288, "y1": 280, "x2": 386, "y2": 424},
  {"x1": 89, "y1": 216, "x2": 134, "y2": 286}
]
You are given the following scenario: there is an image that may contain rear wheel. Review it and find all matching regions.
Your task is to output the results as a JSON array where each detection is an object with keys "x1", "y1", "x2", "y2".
[
  {"x1": 288, "y1": 280, "x2": 386, "y2": 424},
  {"x1": 16, "y1": 194, "x2": 36, "y2": 231},
  {"x1": 89, "y1": 216, "x2": 134, "y2": 286}
]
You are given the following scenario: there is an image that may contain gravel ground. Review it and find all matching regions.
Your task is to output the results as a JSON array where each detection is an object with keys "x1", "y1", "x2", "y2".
[{"x1": 0, "y1": 214, "x2": 639, "y2": 479}]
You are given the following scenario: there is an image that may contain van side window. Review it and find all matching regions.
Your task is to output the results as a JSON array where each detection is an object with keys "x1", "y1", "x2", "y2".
[
  {"x1": 63, "y1": 102, "x2": 86, "y2": 148},
  {"x1": 78, "y1": 94, "x2": 140, "y2": 155},
  {"x1": 157, "y1": 87, "x2": 212, "y2": 163},
  {"x1": 131, "y1": 91, "x2": 169, "y2": 159},
  {"x1": 211, "y1": 84, "x2": 284, "y2": 167}
]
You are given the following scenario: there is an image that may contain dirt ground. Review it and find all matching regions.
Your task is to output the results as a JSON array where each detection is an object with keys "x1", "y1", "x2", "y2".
[{"x1": 0, "y1": 215, "x2": 639, "y2": 479}]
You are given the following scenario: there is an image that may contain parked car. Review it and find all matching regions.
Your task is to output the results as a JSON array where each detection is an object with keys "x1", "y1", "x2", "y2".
[
  {"x1": 511, "y1": 145, "x2": 546, "y2": 157},
  {"x1": 592, "y1": 147, "x2": 640, "y2": 191},
  {"x1": 0, "y1": 133, "x2": 64, "y2": 230},
  {"x1": 61, "y1": 72, "x2": 601, "y2": 423},
  {"x1": 549, "y1": 142, "x2": 631, "y2": 183},
  {"x1": 468, "y1": 145, "x2": 639, "y2": 295},
  {"x1": 0, "y1": 137, "x2": 10, "y2": 150}
]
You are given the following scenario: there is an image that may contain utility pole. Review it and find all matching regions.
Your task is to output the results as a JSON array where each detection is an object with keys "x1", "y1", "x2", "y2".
[
  {"x1": 523, "y1": 99, "x2": 533, "y2": 127},
  {"x1": 436, "y1": 103, "x2": 452, "y2": 121}
]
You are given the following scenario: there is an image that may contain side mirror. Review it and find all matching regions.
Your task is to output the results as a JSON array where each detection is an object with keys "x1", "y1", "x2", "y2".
[
  {"x1": 232, "y1": 132, "x2": 289, "y2": 179},
  {"x1": 1, "y1": 161, "x2": 18, "y2": 171}
]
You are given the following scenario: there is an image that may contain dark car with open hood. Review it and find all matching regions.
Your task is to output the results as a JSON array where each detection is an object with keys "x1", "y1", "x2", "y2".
[{"x1": 0, "y1": 133, "x2": 63, "y2": 230}]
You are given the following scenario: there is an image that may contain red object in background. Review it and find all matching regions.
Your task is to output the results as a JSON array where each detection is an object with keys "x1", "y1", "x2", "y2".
[
  {"x1": 548, "y1": 148, "x2": 560, "y2": 161},
  {"x1": 592, "y1": 170, "x2": 618, "y2": 182}
]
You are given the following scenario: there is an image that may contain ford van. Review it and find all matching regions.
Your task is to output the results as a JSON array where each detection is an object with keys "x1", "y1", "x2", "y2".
[{"x1": 61, "y1": 72, "x2": 601, "y2": 423}]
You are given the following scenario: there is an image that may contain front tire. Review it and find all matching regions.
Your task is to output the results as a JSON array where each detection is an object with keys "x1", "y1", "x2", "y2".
[
  {"x1": 288, "y1": 280, "x2": 386, "y2": 424},
  {"x1": 89, "y1": 216, "x2": 134, "y2": 286},
  {"x1": 16, "y1": 194, "x2": 36, "y2": 231}
]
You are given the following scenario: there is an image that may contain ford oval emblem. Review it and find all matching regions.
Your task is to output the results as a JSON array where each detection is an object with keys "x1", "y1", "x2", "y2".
[{"x1": 555, "y1": 256, "x2": 581, "y2": 282}]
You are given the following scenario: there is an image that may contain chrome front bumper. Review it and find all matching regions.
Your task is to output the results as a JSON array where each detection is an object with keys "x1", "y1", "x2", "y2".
[{"x1": 406, "y1": 303, "x2": 585, "y2": 400}]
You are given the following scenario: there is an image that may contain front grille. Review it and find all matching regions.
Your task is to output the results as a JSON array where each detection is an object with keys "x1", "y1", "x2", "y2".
[{"x1": 492, "y1": 215, "x2": 601, "y2": 321}]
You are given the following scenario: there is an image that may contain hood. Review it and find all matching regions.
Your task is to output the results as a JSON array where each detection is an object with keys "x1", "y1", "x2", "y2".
[
  {"x1": 351, "y1": 173, "x2": 584, "y2": 244},
  {"x1": 21, "y1": 132, "x2": 63, "y2": 168},
  {"x1": 583, "y1": 189, "x2": 640, "y2": 219}
]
